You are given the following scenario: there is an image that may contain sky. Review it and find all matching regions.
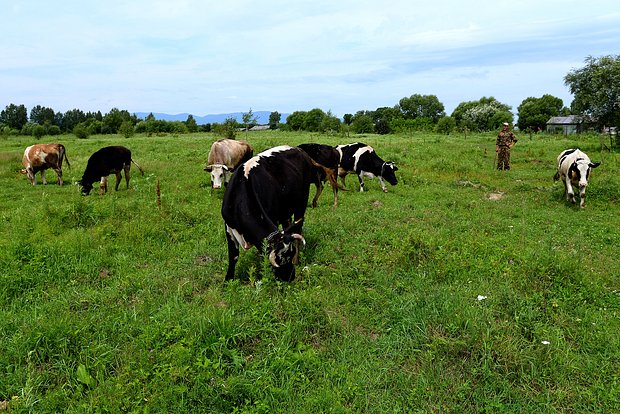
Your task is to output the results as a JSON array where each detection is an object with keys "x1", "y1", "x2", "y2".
[{"x1": 2, "y1": 0, "x2": 620, "y2": 119}]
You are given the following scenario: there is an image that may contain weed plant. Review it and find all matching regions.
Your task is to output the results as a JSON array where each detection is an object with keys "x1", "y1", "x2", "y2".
[{"x1": 0, "y1": 131, "x2": 618, "y2": 413}]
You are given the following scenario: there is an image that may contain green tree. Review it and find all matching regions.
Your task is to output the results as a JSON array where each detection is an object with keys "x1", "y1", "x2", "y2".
[
  {"x1": 565, "y1": 55, "x2": 620, "y2": 128},
  {"x1": 319, "y1": 111, "x2": 341, "y2": 134},
  {"x1": 303, "y1": 108, "x2": 327, "y2": 132},
  {"x1": 269, "y1": 111, "x2": 281, "y2": 129},
  {"x1": 398, "y1": 94, "x2": 445, "y2": 122},
  {"x1": 213, "y1": 117, "x2": 238, "y2": 139},
  {"x1": 1, "y1": 104, "x2": 28, "y2": 130},
  {"x1": 286, "y1": 111, "x2": 306, "y2": 131},
  {"x1": 343, "y1": 113, "x2": 353, "y2": 125},
  {"x1": 30, "y1": 105, "x2": 56, "y2": 125},
  {"x1": 61, "y1": 109, "x2": 87, "y2": 132},
  {"x1": 242, "y1": 108, "x2": 258, "y2": 131},
  {"x1": 451, "y1": 97, "x2": 512, "y2": 131},
  {"x1": 351, "y1": 112, "x2": 374, "y2": 134},
  {"x1": 103, "y1": 108, "x2": 133, "y2": 134},
  {"x1": 185, "y1": 114, "x2": 198, "y2": 133},
  {"x1": 517, "y1": 94, "x2": 565, "y2": 131},
  {"x1": 372, "y1": 107, "x2": 400, "y2": 135}
]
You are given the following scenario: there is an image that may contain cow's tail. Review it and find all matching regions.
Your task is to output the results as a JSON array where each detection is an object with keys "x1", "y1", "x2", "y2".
[
  {"x1": 132, "y1": 159, "x2": 145, "y2": 176},
  {"x1": 60, "y1": 144, "x2": 71, "y2": 169},
  {"x1": 309, "y1": 159, "x2": 340, "y2": 191}
]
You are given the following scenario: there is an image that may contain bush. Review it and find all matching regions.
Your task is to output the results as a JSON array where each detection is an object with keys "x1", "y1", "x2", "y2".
[
  {"x1": 73, "y1": 123, "x2": 90, "y2": 139},
  {"x1": 119, "y1": 121, "x2": 135, "y2": 138},
  {"x1": 436, "y1": 116, "x2": 456, "y2": 135},
  {"x1": 32, "y1": 124, "x2": 46, "y2": 140}
]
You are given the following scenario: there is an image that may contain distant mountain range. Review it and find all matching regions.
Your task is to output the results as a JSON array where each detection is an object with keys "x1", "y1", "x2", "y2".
[{"x1": 134, "y1": 111, "x2": 289, "y2": 125}]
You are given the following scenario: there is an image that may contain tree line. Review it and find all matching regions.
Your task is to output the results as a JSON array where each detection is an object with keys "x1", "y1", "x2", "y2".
[{"x1": 2, "y1": 54, "x2": 618, "y2": 139}]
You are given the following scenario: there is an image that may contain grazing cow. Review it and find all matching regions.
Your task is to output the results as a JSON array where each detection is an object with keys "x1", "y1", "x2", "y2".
[
  {"x1": 20, "y1": 143, "x2": 70, "y2": 185},
  {"x1": 79, "y1": 146, "x2": 144, "y2": 195},
  {"x1": 221, "y1": 145, "x2": 322, "y2": 281},
  {"x1": 336, "y1": 142, "x2": 398, "y2": 192},
  {"x1": 553, "y1": 148, "x2": 600, "y2": 208},
  {"x1": 204, "y1": 139, "x2": 253, "y2": 189},
  {"x1": 298, "y1": 143, "x2": 341, "y2": 207}
]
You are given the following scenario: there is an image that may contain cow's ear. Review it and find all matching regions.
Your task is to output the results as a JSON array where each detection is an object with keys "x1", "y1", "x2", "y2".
[
  {"x1": 204, "y1": 165, "x2": 213, "y2": 172},
  {"x1": 590, "y1": 162, "x2": 601, "y2": 168},
  {"x1": 19, "y1": 169, "x2": 27, "y2": 174}
]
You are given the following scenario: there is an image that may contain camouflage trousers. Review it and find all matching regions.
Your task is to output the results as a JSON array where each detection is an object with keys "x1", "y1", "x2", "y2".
[{"x1": 497, "y1": 147, "x2": 511, "y2": 170}]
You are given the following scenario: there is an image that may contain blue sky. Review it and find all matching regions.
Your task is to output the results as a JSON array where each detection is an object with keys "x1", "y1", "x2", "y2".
[{"x1": 2, "y1": 0, "x2": 619, "y2": 118}]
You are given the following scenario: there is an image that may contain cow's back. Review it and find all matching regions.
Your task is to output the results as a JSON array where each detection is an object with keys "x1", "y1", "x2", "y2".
[
  {"x1": 208, "y1": 139, "x2": 253, "y2": 168},
  {"x1": 222, "y1": 147, "x2": 315, "y2": 244},
  {"x1": 23, "y1": 143, "x2": 64, "y2": 170}
]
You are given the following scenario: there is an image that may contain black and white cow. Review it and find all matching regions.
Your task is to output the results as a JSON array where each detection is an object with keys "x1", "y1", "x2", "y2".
[
  {"x1": 297, "y1": 143, "x2": 340, "y2": 208},
  {"x1": 553, "y1": 148, "x2": 600, "y2": 208},
  {"x1": 79, "y1": 146, "x2": 144, "y2": 195},
  {"x1": 336, "y1": 142, "x2": 398, "y2": 192},
  {"x1": 221, "y1": 145, "x2": 322, "y2": 281}
]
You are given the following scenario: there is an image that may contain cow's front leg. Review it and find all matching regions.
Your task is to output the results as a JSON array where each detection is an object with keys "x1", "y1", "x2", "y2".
[
  {"x1": 565, "y1": 178, "x2": 575, "y2": 203},
  {"x1": 357, "y1": 173, "x2": 365, "y2": 192},
  {"x1": 225, "y1": 228, "x2": 240, "y2": 281},
  {"x1": 100, "y1": 176, "x2": 108, "y2": 195},
  {"x1": 41, "y1": 170, "x2": 47, "y2": 185},
  {"x1": 378, "y1": 177, "x2": 387, "y2": 192},
  {"x1": 579, "y1": 186, "x2": 587, "y2": 209}
]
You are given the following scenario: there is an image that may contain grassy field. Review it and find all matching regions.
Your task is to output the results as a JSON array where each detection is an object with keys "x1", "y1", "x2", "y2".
[{"x1": 1, "y1": 130, "x2": 619, "y2": 413}]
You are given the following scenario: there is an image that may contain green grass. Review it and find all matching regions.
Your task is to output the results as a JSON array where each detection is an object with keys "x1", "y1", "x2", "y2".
[{"x1": 1, "y1": 131, "x2": 619, "y2": 413}]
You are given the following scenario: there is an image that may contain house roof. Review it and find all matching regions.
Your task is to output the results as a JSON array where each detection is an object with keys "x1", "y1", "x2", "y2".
[{"x1": 546, "y1": 115, "x2": 581, "y2": 125}]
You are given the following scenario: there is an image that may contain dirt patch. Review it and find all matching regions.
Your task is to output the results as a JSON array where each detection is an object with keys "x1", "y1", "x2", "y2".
[
  {"x1": 194, "y1": 255, "x2": 214, "y2": 265},
  {"x1": 487, "y1": 192, "x2": 505, "y2": 201}
]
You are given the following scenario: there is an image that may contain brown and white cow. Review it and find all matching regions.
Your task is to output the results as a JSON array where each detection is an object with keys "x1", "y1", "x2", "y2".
[
  {"x1": 204, "y1": 139, "x2": 253, "y2": 189},
  {"x1": 20, "y1": 143, "x2": 71, "y2": 185}
]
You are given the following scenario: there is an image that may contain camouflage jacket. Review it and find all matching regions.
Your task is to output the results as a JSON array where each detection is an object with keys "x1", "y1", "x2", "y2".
[{"x1": 496, "y1": 130, "x2": 517, "y2": 148}]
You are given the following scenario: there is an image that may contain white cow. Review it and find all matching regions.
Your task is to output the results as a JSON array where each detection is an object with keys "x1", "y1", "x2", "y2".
[
  {"x1": 553, "y1": 148, "x2": 600, "y2": 208},
  {"x1": 204, "y1": 139, "x2": 253, "y2": 189}
]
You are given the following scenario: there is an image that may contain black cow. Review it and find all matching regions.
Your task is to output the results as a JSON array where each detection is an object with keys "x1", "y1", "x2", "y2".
[
  {"x1": 221, "y1": 145, "x2": 322, "y2": 281},
  {"x1": 336, "y1": 142, "x2": 398, "y2": 192},
  {"x1": 298, "y1": 143, "x2": 341, "y2": 208},
  {"x1": 79, "y1": 146, "x2": 144, "y2": 195}
]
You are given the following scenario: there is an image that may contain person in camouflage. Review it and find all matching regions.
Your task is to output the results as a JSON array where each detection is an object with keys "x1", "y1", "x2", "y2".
[{"x1": 496, "y1": 122, "x2": 518, "y2": 170}]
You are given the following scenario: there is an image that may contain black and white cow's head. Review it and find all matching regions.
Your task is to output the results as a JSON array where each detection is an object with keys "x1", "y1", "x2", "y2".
[
  {"x1": 381, "y1": 162, "x2": 399, "y2": 186},
  {"x1": 569, "y1": 159, "x2": 600, "y2": 189},
  {"x1": 266, "y1": 225, "x2": 305, "y2": 282},
  {"x1": 204, "y1": 164, "x2": 229, "y2": 189}
]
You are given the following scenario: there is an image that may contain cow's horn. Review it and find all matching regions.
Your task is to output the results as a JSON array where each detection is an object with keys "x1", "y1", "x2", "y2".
[
  {"x1": 292, "y1": 233, "x2": 306, "y2": 246},
  {"x1": 268, "y1": 250, "x2": 280, "y2": 268}
]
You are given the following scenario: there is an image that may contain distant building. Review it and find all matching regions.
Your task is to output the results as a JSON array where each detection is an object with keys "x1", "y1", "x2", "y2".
[{"x1": 546, "y1": 115, "x2": 594, "y2": 134}]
